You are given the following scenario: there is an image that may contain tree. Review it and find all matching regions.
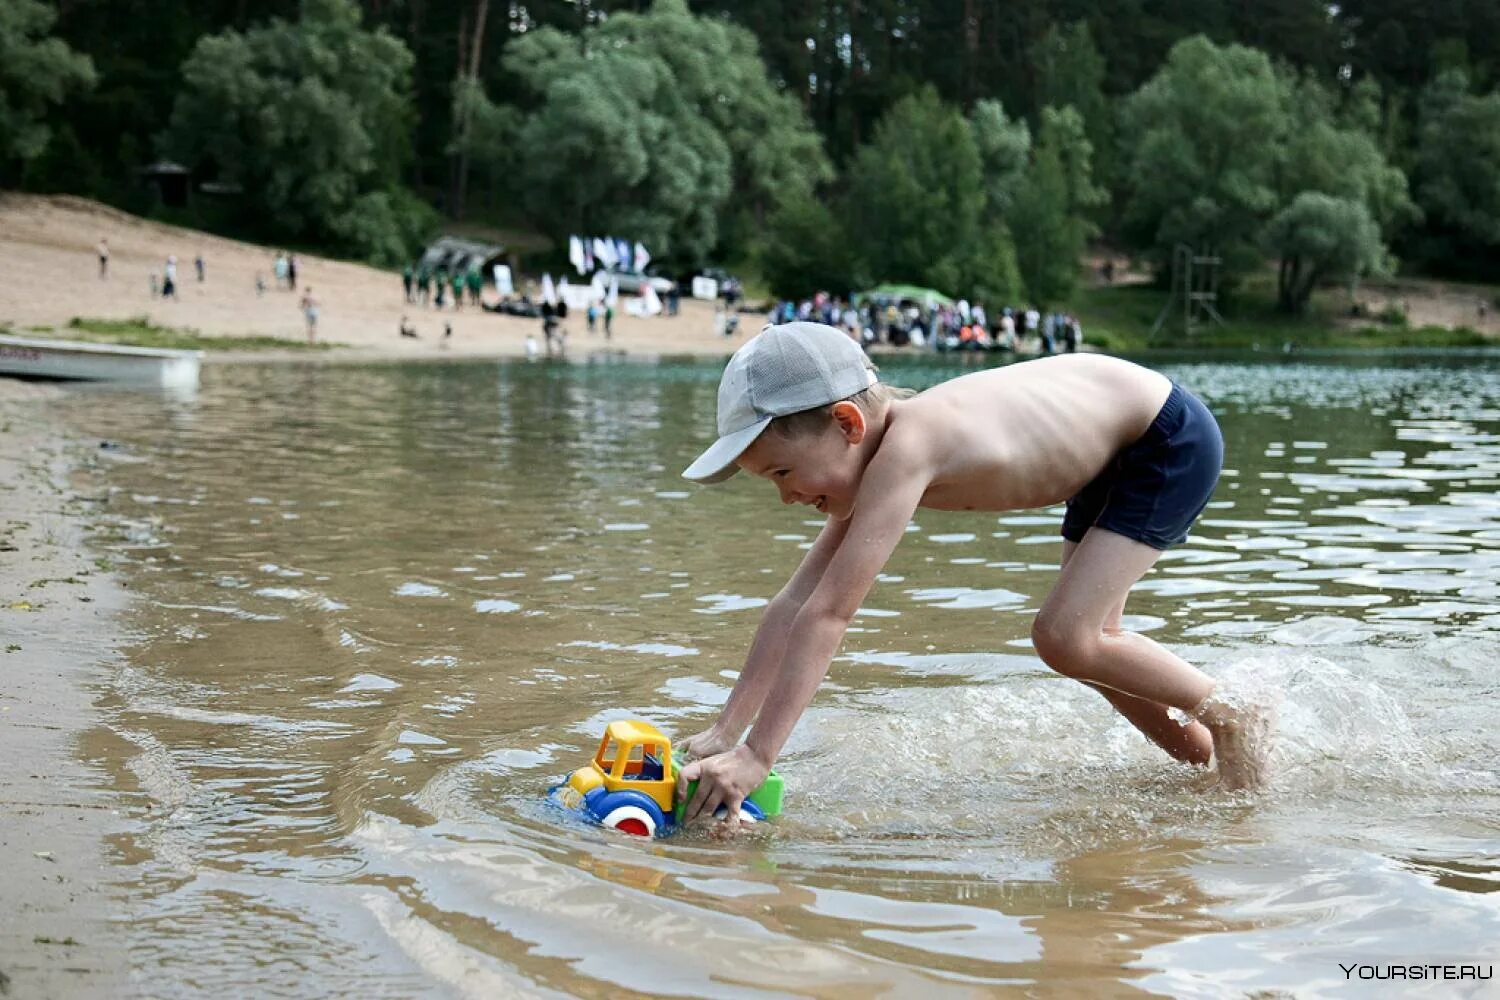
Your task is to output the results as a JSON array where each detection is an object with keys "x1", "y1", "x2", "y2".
[
  {"x1": 1033, "y1": 21, "x2": 1115, "y2": 198},
  {"x1": 1277, "y1": 71, "x2": 1415, "y2": 235},
  {"x1": 1119, "y1": 37, "x2": 1291, "y2": 283},
  {"x1": 1011, "y1": 106, "x2": 1104, "y2": 306},
  {"x1": 843, "y1": 87, "x2": 987, "y2": 296},
  {"x1": 759, "y1": 188, "x2": 855, "y2": 299},
  {"x1": 1415, "y1": 69, "x2": 1500, "y2": 250},
  {"x1": 0, "y1": 0, "x2": 94, "y2": 181},
  {"x1": 968, "y1": 99, "x2": 1031, "y2": 221},
  {"x1": 495, "y1": 0, "x2": 828, "y2": 265},
  {"x1": 1265, "y1": 193, "x2": 1387, "y2": 314},
  {"x1": 161, "y1": 0, "x2": 427, "y2": 263}
]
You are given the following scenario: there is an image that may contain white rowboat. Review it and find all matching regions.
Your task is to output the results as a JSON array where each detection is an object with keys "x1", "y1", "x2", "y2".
[{"x1": 0, "y1": 334, "x2": 202, "y2": 388}]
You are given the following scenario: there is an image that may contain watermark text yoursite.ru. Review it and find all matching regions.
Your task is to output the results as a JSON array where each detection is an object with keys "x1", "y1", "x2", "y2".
[{"x1": 1340, "y1": 963, "x2": 1492, "y2": 982}]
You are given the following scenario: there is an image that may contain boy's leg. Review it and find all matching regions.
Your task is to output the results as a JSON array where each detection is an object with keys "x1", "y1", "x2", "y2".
[
  {"x1": 1042, "y1": 530, "x2": 1273, "y2": 787},
  {"x1": 1039, "y1": 531, "x2": 1216, "y2": 761}
]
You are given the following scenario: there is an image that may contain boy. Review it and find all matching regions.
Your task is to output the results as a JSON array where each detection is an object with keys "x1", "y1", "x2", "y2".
[{"x1": 675, "y1": 322, "x2": 1271, "y2": 826}]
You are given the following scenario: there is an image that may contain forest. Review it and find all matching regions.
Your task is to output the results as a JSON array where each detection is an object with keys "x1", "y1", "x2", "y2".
[{"x1": 5, "y1": 0, "x2": 1500, "y2": 311}]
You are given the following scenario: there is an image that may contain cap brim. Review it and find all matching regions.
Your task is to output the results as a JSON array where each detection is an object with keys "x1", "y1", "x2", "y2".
[{"x1": 681, "y1": 417, "x2": 772, "y2": 484}]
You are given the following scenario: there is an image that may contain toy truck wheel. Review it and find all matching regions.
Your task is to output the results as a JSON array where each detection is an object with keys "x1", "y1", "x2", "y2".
[{"x1": 601, "y1": 804, "x2": 656, "y2": 837}]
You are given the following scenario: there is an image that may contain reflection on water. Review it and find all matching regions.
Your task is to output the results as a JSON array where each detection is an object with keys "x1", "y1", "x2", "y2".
[{"x1": 52, "y1": 353, "x2": 1500, "y2": 995}]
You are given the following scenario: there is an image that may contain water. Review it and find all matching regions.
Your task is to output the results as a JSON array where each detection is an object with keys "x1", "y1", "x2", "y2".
[{"x1": 49, "y1": 352, "x2": 1500, "y2": 996}]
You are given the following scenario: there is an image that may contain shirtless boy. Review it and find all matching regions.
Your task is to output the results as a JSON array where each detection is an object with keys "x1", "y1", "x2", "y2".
[{"x1": 676, "y1": 322, "x2": 1271, "y2": 825}]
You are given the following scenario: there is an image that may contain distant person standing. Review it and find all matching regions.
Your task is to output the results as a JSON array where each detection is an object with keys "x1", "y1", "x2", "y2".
[
  {"x1": 466, "y1": 266, "x2": 482, "y2": 306},
  {"x1": 287, "y1": 254, "x2": 299, "y2": 291},
  {"x1": 450, "y1": 269, "x2": 465, "y2": 310},
  {"x1": 402, "y1": 264, "x2": 414, "y2": 303},
  {"x1": 417, "y1": 266, "x2": 431, "y2": 305},
  {"x1": 195, "y1": 252, "x2": 205, "y2": 283},
  {"x1": 300, "y1": 288, "x2": 318, "y2": 344},
  {"x1": 604, "y1": 302, "x2": 615, "y2": 341},
  {"x1": 96, "y1": 238, "x2": 109, "y2": 279},
  {"x1": 274, "y1": 252, "x2": 288, "y2": 289},
  {"x1": 162, "y1": 255, "x2": 178, "y2": 299}
]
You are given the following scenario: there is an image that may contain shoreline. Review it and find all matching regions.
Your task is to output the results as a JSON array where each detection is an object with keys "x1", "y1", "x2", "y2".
[{"x1": 0, "y1": 378, "x2": 129, "y2": 996}]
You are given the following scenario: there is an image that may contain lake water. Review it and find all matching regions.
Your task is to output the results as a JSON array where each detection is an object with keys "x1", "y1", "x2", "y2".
[{"x1": 52, "y1": 351, "x2": 1500, "y2": 996}]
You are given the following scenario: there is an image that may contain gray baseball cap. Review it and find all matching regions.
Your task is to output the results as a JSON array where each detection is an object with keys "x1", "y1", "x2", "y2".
[{"x1": 682, "y1": 321, "x2": 877, "y2": 484}]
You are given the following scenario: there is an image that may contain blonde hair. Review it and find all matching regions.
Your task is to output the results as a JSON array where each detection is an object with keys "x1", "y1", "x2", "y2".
[{"x1": 768, "y1": 381, "x2": 915, "y2": 439}]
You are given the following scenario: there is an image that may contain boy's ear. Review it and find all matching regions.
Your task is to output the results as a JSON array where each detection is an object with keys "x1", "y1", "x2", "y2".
[{"x1": 830, "y1": 401, "x2": 867, "y2": 443}]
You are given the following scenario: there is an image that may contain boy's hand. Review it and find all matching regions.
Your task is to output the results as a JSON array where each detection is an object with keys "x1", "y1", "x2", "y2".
[
  {"x1": 677, "y1": 726, "x2": 737, "y2": 763},
  {"x1": 676, "y1": 744, "x2": 770, "y2": 827}
]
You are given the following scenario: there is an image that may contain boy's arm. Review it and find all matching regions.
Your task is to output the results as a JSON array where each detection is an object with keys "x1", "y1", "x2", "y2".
[
  {"x1": 678, "y1": 443, "x2": 931, "y2": 822},
  {"x1": 681, "y1": 514, "x2": 851, "y2": 756}
]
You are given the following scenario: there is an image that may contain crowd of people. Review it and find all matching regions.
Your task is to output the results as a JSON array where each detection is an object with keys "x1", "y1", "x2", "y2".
[
  {"x1": 770, "y1": 293, "x2": 1085, "y2": 354},
  {"x1": 401, "y1": 262, "x2": 485, "y2": 310}
]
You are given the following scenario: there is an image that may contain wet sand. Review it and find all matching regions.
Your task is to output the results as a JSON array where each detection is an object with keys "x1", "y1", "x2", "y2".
[
  {"x1": 0, "y1": 379, "x2": 127, "y2": 996},
  {"x1": 0, "y1": 193, "x2": 755, "y2": 361}
]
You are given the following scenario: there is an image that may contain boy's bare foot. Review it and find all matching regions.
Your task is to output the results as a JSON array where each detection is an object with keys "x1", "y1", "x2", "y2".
[{"x1": 1194, "y1": 688, "x2": 1279, "y2": 791}]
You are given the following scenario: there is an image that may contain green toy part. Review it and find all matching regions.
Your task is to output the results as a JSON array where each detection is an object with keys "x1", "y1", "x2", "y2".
[{"x1": 673, "y1": 770, "x2": 784, "y2": 826}]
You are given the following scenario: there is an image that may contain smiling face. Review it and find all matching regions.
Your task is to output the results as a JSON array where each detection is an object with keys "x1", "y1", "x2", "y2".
[{"x1": 734, "y1": 402, "x2": 869, "y2": 520}]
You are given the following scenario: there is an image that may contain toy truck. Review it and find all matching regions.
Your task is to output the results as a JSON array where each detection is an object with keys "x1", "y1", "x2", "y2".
[{"x1": 548, "y1": 719, "x2": 783, "y2": 837}]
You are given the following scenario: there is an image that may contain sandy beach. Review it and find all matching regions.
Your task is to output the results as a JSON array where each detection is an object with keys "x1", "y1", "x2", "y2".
[
  {"x1": 0, "y1": 378, "x2": 127, "y2": 997},
  {"x1": 0, "y1": 193, "x2": 753, "y2": 362}
]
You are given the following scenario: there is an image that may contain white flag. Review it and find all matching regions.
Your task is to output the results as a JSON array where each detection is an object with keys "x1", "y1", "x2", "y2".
[
  {"x1": 633, "y1": 241, "x2": 651, "y2": 272},
  {"x1": 541, "y1": 273, "x2": 558, "y2": 306},
  {"x1": 593, "y1": 237, "x2": 616, "y2": 269},
  {"x1": 568, "y1": 236, "x2": 586, "y2": 275}
]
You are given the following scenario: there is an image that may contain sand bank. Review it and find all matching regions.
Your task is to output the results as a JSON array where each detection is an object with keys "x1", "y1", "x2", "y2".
[
  {"x1": 0, "y1": 193, "x2": 755, "y2": 362},
  {"x1": 0, "y1": 378, "x2": 128, "y2": 996}
]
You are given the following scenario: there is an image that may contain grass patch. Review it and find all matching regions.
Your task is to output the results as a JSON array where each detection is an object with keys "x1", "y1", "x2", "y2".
[
  {"x1": 42, "y1": 317, "x2": 339, "y2": 351},
  {"x1": 1069, "y1": 281, "x2": 1492, "y2": 351}
]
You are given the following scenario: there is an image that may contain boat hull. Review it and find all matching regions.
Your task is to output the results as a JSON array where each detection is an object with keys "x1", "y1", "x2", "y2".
[{"x1": 0, "y1": 335, "x2": 202, "y2": 388}]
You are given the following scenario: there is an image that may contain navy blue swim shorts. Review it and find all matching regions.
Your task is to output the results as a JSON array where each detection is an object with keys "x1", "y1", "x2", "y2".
[{"x1": 1060, "y1": 383, "x2": 1223, "y2": 550}]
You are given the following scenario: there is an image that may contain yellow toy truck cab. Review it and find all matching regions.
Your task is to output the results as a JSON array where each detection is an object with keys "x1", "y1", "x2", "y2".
[{"x1": 565, "y1": 719, "x2": 675, "y2": 814}]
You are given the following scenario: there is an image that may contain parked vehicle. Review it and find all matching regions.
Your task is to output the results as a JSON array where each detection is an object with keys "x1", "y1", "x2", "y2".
[{"x1": 603, "y1": 267, "x2": 675, "y2": 296}]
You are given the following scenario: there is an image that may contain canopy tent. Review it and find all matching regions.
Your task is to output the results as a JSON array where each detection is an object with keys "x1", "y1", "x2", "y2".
[
  {"x1": 851, "y1": 283, "x2": 955, "y2": 309},
  {"x1": 417, "y1": 236, "x2": 507, "y2": 277}
]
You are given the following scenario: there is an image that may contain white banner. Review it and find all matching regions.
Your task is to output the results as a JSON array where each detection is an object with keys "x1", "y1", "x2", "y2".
[
  {"x1": 691, "y1": 276, "x2": 718, "y2": 300},
  {"x1": 561, "y1": 283, "x2": 594, "y2": 311},
  {"x1": 492, "y1": 264, "x2": 513, "y2": 296}
]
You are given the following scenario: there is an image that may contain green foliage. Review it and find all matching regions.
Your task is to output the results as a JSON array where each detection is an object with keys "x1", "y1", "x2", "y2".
[
  {"x1": 0, "y1": 0, "x2": 95, "y2": 178},
  {"x1": 1265, "y1": 193, "x2": 1387, "y2": 314},
  {"x1": 968, "y1": 100, "x2": 1031, "y2": 220},
  {"x1": 496, "y1": 0, "x2": 828, "y2": 265},
  {"x1": 1415, "y1": 70, "x2": 1500, "y2": 248},
  {"x1": 1278, "y1": 70, "x2": 1416, "y2": 234},
  {"x1": 1033, "y1": 21, "x2": 1115, "y2": 196},
  {"x1": 843, "y1": 88, "x2": 986, "y2": 297},
  {"x1": 1120, "y1": 36, "x2": 1288, "y2": 281},
  {"x1": 1120, "y1": 36, "x2": 1413, "y2": 316},
  {"x1": 1012, "y1": 107, "x2": 1104, "y2": 307},
  {"x1": 759, "y1": 189, "x2": 855, "y2": 299},
  {"x1": 161, "y1": 0, "x2": 425, "y2": 264}
]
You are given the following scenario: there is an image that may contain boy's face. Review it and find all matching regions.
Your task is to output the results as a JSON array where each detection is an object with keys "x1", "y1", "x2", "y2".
[{"x1": 735, "y1": 406, "x2": 866, "y2": 520}]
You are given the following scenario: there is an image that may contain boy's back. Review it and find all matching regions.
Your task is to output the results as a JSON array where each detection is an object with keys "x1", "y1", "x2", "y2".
[{"x1": 889, "y1": 354, "x2": 1172, "y2": 514}]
